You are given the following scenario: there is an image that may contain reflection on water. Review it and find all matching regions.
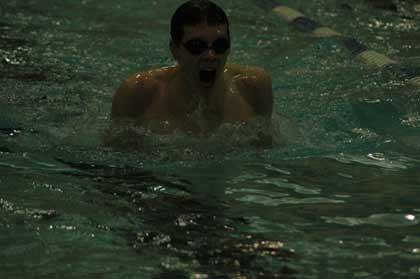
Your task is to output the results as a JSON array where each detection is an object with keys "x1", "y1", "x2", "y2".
[
  {"x1": 323, "y1": 213, "x2": 418, "y2": 227},
  {"x1": 50, "y1": 159, "x2": 296, "y2": 278}
]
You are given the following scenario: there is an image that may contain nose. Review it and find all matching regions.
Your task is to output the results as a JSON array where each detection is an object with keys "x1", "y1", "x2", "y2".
[{"x1": 203, "y1": 48, "x2": 217, "y2": 58}]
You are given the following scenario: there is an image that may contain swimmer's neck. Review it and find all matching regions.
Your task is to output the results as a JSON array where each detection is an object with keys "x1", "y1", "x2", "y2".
[{"x1": 174, "y1": 67, "x2": 226, "y2": 100}]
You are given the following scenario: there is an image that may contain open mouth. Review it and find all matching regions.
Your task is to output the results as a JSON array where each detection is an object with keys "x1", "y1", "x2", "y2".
[{"x1": 199, "y1": 69, "x2": 217, "y2": 85}]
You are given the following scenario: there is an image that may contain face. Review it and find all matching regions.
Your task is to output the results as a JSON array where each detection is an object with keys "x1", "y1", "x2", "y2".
[{"x1": 171, "y1": 22, "x2": 230, "y2": 89}]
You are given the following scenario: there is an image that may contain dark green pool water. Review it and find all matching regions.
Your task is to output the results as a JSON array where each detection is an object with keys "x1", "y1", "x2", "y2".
[{"x1": 1, "y1": 0, "x2": 420, "y2": 278}]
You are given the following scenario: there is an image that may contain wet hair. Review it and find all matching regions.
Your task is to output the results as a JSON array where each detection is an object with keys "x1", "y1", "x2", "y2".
[{"x1": 170, "y1": 0, "x2": 230, "y2": 46}]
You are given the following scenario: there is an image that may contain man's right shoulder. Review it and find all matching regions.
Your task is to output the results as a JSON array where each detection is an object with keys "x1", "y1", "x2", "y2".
[{"x1": 112, "y1": 68, "x2": 171, "y2": 119}]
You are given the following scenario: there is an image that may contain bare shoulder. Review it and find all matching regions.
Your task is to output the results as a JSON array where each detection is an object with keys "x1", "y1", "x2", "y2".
[
  {"x1": 227, "y1": 64, "x2": 271, "y2": 82},
  {"x1": 227, "y1": 64, "x2": 273, "y2": 117},
  {"x1": 111, "y1": 67, "x2": 175, "y2": 119}
]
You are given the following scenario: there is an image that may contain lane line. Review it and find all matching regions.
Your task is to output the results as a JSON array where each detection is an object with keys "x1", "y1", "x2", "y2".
[{"x1": 271, "y1": 4, "x2": 420, "y2": 86}]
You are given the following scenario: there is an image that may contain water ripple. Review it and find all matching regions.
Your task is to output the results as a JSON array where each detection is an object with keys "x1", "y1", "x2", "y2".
[
  {"x1": 326, "y1": 153, "x2": 414, "y2": 170},
  {"x1": 323, "y1": 213, "x2": 418, "y2": 227},
  {"x1": 237, "y1": 195, "x2": 344, "y2": 206},
  {"x1": 256, "y1": 178, "x2": 322, "y2": 195}
]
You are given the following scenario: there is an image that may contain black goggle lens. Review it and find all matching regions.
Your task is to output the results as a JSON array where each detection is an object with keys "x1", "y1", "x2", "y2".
[{"x1": 183, "y1": 38, "x2": 230, "y2": 55}]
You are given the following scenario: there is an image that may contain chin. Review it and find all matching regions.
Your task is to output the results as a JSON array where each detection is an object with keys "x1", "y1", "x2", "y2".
[
  {"x1": 197, "y1": 69, "x2": 219, "y2": 88},
  {"x1": 199, "y1": 81, "x2": 215, "y2": 89}
]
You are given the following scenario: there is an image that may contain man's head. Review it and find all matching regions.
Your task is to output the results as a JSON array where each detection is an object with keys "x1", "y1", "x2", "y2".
[
  {"x1": 170, "y1": 0, "x2": 230, "y2": 46},
  {"x1": 170, "y1": 0, "x2": 231, "y2": 89}
]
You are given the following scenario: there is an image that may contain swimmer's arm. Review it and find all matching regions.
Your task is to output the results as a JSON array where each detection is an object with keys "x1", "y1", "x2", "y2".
[
  {"x1": 245, "y1": 67, "x2": 274, "y2": 146},
  {"x1": 240, "y1": 67, "x2": 273, "y2": 119},
  {"x1": 104, "y1": 75, "x2": 156, "y2": 148},
  {"x1": 254, "y1": 68, "x2": 273, "y2": 119},
  {"x1": 111, "y1": 75, "x2": 156, "y2": 121}
]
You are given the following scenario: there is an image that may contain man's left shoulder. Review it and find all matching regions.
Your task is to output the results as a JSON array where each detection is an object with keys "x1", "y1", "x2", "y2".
[
  {"x1": 228, "y1": 64, "x2": 273, "y2": 116},
  {"x1": 229, "y1": 64, "x2": 271, "y2": 91},
  {"x1": 244, "y1": 65, "x2": 271, "y2": 82}
]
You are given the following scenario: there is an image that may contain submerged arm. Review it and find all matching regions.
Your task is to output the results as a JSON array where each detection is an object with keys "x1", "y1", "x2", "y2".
[
  {"x1": 111, "y1": 74, "x2": 156, "y2": 121},
  {"x1": 104, "y1": 74, "x2": 157, "y2": 148},
  {"x1": 239, "y1": 66, "x2": 273, "y2": 119}
]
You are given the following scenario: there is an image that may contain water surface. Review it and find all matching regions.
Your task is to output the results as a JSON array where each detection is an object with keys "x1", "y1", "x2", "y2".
[{"x1": 1, "y1": 0, "x2": 420, "y2": 278}]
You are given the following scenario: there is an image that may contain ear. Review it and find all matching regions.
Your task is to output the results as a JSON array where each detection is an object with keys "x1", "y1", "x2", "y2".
[
  {"x1": 225, "y1": 47, "x2": 231, "y2": 57},
  {"x1": 170, "y1": 40, "x2": 180, "y2": 61}
]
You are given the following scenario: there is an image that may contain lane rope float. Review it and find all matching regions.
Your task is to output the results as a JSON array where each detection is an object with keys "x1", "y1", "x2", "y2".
[{"x1": 271, "y1": 5, "x2": 420, "y2": 86}]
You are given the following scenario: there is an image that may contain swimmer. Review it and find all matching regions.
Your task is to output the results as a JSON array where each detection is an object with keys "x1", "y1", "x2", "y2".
[{"x1": 111, "y1": 0, "x2": 273, "y2": 135}]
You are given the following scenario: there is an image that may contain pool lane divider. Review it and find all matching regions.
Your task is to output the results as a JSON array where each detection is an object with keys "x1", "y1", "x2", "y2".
[{"x1": 271, "y1": 5, "x2": 420, "y2": 86}]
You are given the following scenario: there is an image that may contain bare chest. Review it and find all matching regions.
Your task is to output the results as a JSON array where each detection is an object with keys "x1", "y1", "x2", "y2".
[{"x1": 141, "y1": 79, "x2": 255, "y2": 134}]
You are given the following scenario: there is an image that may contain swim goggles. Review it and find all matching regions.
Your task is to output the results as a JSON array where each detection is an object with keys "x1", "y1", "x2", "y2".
[{"x1": 182, "y1": 37, "x2": 230, "y2": 55}]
